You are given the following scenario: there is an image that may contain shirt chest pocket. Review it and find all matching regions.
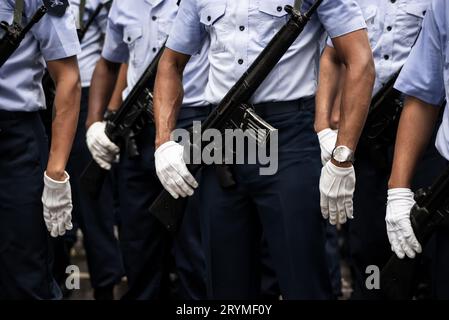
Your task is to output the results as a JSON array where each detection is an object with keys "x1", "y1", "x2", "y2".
[
  {"x1": 257, "y1": 2, "x2": 289, "y2": 46},
  {"x1": 123, "y1": 26, "x2": 145, "y2": 66},
  {"x1": 396, "y1": 3, "x2": 428, "y2": 47},
  {"x1": 200, "y1": 4, "x2": 228, "y2": 53}
]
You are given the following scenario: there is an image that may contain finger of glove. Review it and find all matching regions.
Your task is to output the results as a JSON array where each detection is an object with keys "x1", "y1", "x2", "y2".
[
  {"x1": 320, "y1": 191, "x2": 329, "y2": 220},
  {"x1": 166, "y1": 175, "x2": 188, "y2": 198},
  {"x1": 336, "y1": 194, "x2": 347, "y2": 225},
  {"x1": 174, "y1": 176, "x2": 194, "y2": 197},
  {"x1": 328, "y1": 200, "x2": 338, "y2": 225},
  {"x1": 407, "y1": 234, "x2": 422, "y2": 254},
  {"x1": 43, "y1": 211, "x2": 52, "y2": 232},
  {"x1": 93, "y1": 155, "x2": 112, "y2": 170},
  {"x1": 50, "y1": 222, "x2": 59, "y2": 238},
  {"x1": 172, "y1": 162, "x2": 198, "y2": 189},
  {"x1": 397, "y1": 233, "x2": 415, "y2": 259},
  {"x1": 345, "y1": 199, "x2": 354, "y2": 220},
  {"x1": 156, "y1": 169, "x2": 180, "y2": 199},
  {"x1": 390, "y1": 232, "x2": 405, "y2": 259},
  {"x1": 64, "y1": 211, "x2": 73, "y2": 230}
]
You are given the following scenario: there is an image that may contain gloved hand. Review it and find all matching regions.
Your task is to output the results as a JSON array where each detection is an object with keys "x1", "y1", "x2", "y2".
[
  {"x1": 320, "y1": 161, "x2": 355, "y2": 225},
  {"x1": 155, "y1": 141, "x2": 198, "y2": 199},
  {"x1": 386, "y1": 188, "x2": 422, "y2": 259},
  {"x1": 317, "y1": 128, "x2": 338, "y2": 166},
  {"x1": 42, "y1": 171, "x2": 73, "y2": 238},
  {"x1": 86, "y1": 121, "x2": 120, "y2": 170}
]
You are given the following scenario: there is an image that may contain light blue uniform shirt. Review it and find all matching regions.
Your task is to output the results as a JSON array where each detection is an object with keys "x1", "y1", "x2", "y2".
[
  {"x1": 0, "y1": 0, "x2": 80, "y2": 112},
  {"x1": 167, "y1": 0, "x2": 366, "y2": 105},
  {"x1": 70, "y1": 0, "x2": 108, "y2": 87},
  {"x1": 394, "y1": 0, "x2": 449, "y2": 160},
  {"x1": 327, "y1": 0, "x2": 429, "y2": 96},
  {"x1": 102, "y1": 0, "x2": 210, "y2": 107}
]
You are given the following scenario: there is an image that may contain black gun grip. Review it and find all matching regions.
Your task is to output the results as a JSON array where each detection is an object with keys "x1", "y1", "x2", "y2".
[
  {"x1": 149, "y1": 190, "x2": 188, "y2": 234},
  {"x1": 80, "y1": 160, "x2": 108, "y2": 199}
]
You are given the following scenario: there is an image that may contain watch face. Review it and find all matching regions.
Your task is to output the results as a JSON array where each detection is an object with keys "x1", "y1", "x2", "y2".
[{"x1": 333, "y1": 146, "x2": 354, "y2": 163}]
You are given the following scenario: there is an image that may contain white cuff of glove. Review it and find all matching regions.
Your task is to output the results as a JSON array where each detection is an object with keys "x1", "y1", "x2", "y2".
[{"x1": 43, "y1": 171, "x2": 70, "y2": 187}]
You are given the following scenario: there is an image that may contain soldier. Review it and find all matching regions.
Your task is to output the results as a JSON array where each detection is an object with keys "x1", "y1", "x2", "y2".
[
  {"x1": 0, "y1": 0, "x2": 80, "y2": 299},
  {"x1": 152, "y1": 0, "x2": 375, "y2": 299},
  {"x1": 316, "y1": 0, "x2": 447, "y2": 299},
  {"x1": 85, "y1": 0, "x2": 210, "y2": 299},
  {"x1": 63, "y1": 0, "x2": 124, "y2": 300},
  {"x1": 386, "y1": 0, "x2": 449, "y2": 299}
]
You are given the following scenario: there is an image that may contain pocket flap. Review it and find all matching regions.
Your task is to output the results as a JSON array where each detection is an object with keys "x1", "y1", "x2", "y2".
[
  {"x1": 405, "y1": 3, "x2": 428, "y2": 18},
  {"x1": 123, "y1": 26, "x2": 143, "y2": 44},
  {"x1": 200, "y1": 4, "x2": 226, "y2": 26},
  {"x1": 258, "y1": 2, "x2": 288, "y2": 18}
]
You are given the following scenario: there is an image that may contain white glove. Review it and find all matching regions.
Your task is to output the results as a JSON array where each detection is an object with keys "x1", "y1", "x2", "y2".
[
  {"x1": 155, "y1": 141, "x2": 198, "y2": 199},
  {"x1": 386, "y1": 188, "x2": 422, "y2": 259},
  {"x1": 320, "y1": 161, "x2": 355, "y2": 225},
  {"x1": 42, "y1": 171, "x2": 73, "y2": 238},
  {"x1": 317, "y1": 128, "x2": 338, "y2": 166},
  {"x1": 86, "y1": 121, "x2": 120, "y2": 170}
]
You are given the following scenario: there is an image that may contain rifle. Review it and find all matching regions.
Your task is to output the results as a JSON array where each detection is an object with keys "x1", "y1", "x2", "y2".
[
  {"x1": 77, "y1": 0, "x2": 112, "y2": 42},
  {"x1": 358, "y1": 70, "x2": 403, "y2": 170},
  {"x1": 149, "y1": 1, "x2": 323, "y2": 233},
  {"x1": 79, "y1": 46, "x2": 165, "y2": 198},
  {"x1": 381, "y1": 165, "x2": 449, "y2": 299},
  {"x1": 0, "y1": 4, "x2": 47, "y2": 68}
]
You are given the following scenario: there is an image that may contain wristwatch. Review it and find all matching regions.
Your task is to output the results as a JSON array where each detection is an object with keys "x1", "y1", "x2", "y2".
[{"x1": 331, "y1": 145, "x2": 355, "y2": 164}]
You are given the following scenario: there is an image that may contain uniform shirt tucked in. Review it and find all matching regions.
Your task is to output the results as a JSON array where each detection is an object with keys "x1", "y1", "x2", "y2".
[
  {"x1": 328, "y1": 0, "x2": 429, "y2": 96},
  {"x1": 167, "y1": 0, "x2": 366, "y2": 105},
  {"x1": 102, "y1": 0, "x2": 210, "y2": 107},
  {"x1": 0, "y1": 0, "x2": 80, "y2": 112},
  {"x1": 70, "y1": 0, "x2": 109, "y2": 87},
  {"x1": 394, "y1": 0, "x2": 449, "y2": 160}
]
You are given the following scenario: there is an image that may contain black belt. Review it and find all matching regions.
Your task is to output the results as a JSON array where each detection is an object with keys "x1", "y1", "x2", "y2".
[
  {"x1": 252, "y1": 97, "x2": 314, "y2": 117},
  {"x1": 0, "y1": 110, "x2": 39, "y2": 120}
]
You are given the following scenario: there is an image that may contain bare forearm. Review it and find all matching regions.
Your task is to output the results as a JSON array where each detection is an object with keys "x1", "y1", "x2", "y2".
[
  {"x1": 86, "y1": 57, "x2": 120, "y2": 128},
  {"x1": 48, "y1": 68, "x2": 81, "y2": 180},
  {"x1": 154, "y1": 51, "x2": 188, "y2": 149},
  {"x1": 389, "y1": 97, "x2": 441, "y2": 188},
  {"x1": 108, "y1": 63, "x2": 128, "y2": 112},
  {"x1": 315, "y1": 47, "x2": 344, "y2": 132},
  {"x1": 337, "y1": 58, "x2": 374, "y2": 150}
]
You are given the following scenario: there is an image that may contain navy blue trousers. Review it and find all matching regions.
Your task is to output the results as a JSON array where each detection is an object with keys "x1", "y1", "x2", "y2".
[
  {"x1": 350, "y1": 130, "x2": 448, "y2": 299},
  {"x1": 199, "y1": 99, "x2": 332, "y2": 299},
  {"x1": 65, "y1": 87, "x2": 124, "y2": 289},
  {"x1": 0, "y1": 111, "x2": 61, "y2": 299},
  {"x1": 118, "y1": 107, "x2": 209, "y2": 300}
]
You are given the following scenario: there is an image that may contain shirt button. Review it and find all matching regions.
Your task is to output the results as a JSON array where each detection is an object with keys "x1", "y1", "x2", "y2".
[
  {"x1": 384, "y1": 55, "x2": 390, "y2": 60},
  {"x1": 207, "y1": 16, "x2": 211, "y2": 21},
  {"x1": 152, "y1": 48, "x2": 157, "y2": 52},
  {"x1": 152, "y1": 16, "x2": 157, "y2": 21},
  {"x1": 127, "y1": 37, "x2": 131, "y2": 41},
  {"x1": 386, "y1": 26, "x2": 392, "y2": 31},
  {"x1": 277, "y1": 6, "x2": 282, "y2": 12},
  {"x1": 239, "y1": 26, "x2": 245, "y2": 31},
  {"x1": 390, "y1": 0, "x2": 396, "y2": 3},
  {"x1": 238, "y1": 59, "x2": 244, "y2": 65}
]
